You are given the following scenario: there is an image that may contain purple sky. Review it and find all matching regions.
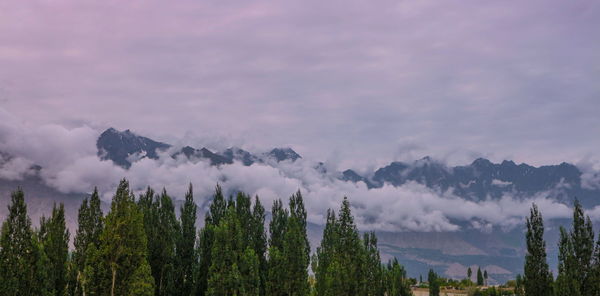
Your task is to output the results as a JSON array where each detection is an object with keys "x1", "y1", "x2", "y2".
[{"x1": 1, "y1": 0, "x2": 600, "y2": 168}]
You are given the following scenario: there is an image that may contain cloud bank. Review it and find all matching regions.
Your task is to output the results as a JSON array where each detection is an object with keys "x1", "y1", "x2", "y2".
[{"x1": 0, "y1": 114, "x2": 584, "y2": 232}]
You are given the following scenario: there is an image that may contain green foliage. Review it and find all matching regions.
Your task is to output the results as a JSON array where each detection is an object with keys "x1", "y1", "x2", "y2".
[
  {"x1": 314, "y1": 197, "x2": 373, "y2": 296},
  {"x1": 197, "y1": 184, "x2": 226, "y2": 296},
  {"x1": 477, "y1": 267, "x2": 483, "y2": 286},
  {"x1": 523, "y1": 203, "x2": 553, "y2": 296},
  {"x1": 385, "y1": 258, "x2": 411, "y2": 296},
  {"x1": 129, "y1": 259, "x2": 156, "y2": 296},
  {"x1": 428, "y1": 269, "x2": 440, "y2": 296},
  {"x1": 39, "y1": 203, "x2": 70, "y2": 295},
  {"x1": 177, "y1": 184, "x2": 198, "y2": 296},
  {"x1": 0, "y1": 183, "x2": 402, "y2": 296},
  {"x1": 98, "y1": 179, "x2": 153, "y2": 296},
  {"x1": 0, "y1": 188, "x2": 51, "y2": 295},
  {"x1": 140, "y1": 188, "x2": 180, "y2": 296},
  {"x1": 73, "y1": 187, "x2": 104, "y2": 296},
  {"x1": 207, "y1": 205, "x2": 244, "y2": 296}
]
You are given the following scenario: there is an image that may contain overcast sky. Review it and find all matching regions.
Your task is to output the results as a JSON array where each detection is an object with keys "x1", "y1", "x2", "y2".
[{"x1": 1, "y1": 0, "x2": 599, "y2": 168}]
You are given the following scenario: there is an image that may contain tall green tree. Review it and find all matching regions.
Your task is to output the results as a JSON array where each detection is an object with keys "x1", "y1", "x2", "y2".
[
  {"x1": 467, "y1": 267, "x2": 472, "y2": 280},
  {"x1": 177, "y1": 184, "x2": 198, "y2": 296},
  {"x1": 282, "y1": 191, "x2": 310, "y2": 296},
  {"x1": 555, "y1": 227, "x2": 578, "y2": 296},
  {"x1": 571, "y1": 200, "x2": 594, "y2": 294},
  {"x1": 266, "y1": 198, "x2": 289, "y2": 296},
  {"x1": 39, "y1": 203, "x2": 70, "y2": 296},
  {"x1": 476, "y1": 267, "x2": 483, "y2": 286},
  {"x1": 0, "y1": 188, "x2": 50, "y2": 296},
  {"x1": 364, "y1": 232, "x2": 383, "y2": 296},
  {"x1": 72, "y1": 187, "x2": 104, "y2": 296},
  {"x1": 250, "y1": 196, "x2": 267, "y2": 296},
  {"x1": 98, "y1": 179, "x2": 154, "y2": 296},
  {"x1": 428, "y1": 269, "x2": 440, "y2": 296},
  {"x1": 207, "y1": 205, "x2": 244, "y2": 296},
  {"x1": 384, "y1": 258, "x2": 411, "y2": 296},
  {"x1": 314, "y1": 197, "x2": 365, "y2": 296},
  {"x1": 523, "y1": 203, "x2": 553, "y2": 296},
  {"x1": 197, "y1": 184, "x2": 227, "y2": 296}
]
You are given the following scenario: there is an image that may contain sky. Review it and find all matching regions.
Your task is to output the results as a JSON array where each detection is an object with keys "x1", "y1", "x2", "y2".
[{"x1": 1, "y1": 0, "x2": 600, "y2": 231}]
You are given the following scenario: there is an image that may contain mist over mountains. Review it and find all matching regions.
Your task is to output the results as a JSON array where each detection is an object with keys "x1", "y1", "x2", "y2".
[{"x1": 3, "y1": 126, "x2": 600, "y2": 283}]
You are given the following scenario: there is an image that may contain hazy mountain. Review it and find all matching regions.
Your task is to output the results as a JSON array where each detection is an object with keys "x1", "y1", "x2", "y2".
[
  {"x1": 172, "y1": 146, "x2": 233, "y2": 166},
  {"x1": 98, "y1": 128, "x2": 302, "y2": 168},
  {"x1": 344, "y1": 156, "x2": 595, "y2": 206},
  {"x1": 265, "y1": 147, "x2": 302, "y2": 162},
  {"x1": 97, "y1": 128, "x2": 171, "y2": 168},
  {"x1": 221, "y1": 147, "x2": 259, "y2": 166}
]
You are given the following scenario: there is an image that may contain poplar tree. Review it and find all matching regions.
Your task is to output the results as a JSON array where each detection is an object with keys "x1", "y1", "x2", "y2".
[
  {"x1": 523, "y1": 203, "x2": 553, "y2": 296},
  {"x1": 570, "y1": 200, "x2": 594, "y2": 295},
  {"x1": 476, "y1": 267, "x2": 483, "y2": 286},
  {"x1": 39, "y1": 203, "x2": 70, "y2": 296},
  {"x1": 554, "y1": 200, "x2": 594, "y2": 296},
  {"x1": 73, "y1": 187, "x2": 104, "y2": 296},
  {"x1": 98, "y1": 179, "x2": 154, "y2": 296},
  {"x1": 314, "y1": 197, "x2": 364, "y2": 296},
  {"x1": 197, "y1": 184, "x2": 226, "y2": 296},
  {"x1": 364, "y1": 232, "x2": 383, "y2": 296},
  {"x1": 250, "y1": 196, "x2": 267, "y2": 296},
  {"x1": 177, "y1": 184, "x2": 198, "y2": 296},
  {"x1": 555, "y1": 227, "x2": 578, "y2": 296},
  {"x1": 266, "y1": 199, "x2": 289, "y2": 296},
  {"x1": 0, "y1": 189, "x2": 50, "y2": 296},
  {"x1": 385, "y1": 258, "x2": 411, "y2": 296},
  {"x1": 314, "y1": 209, "x2": 338, "y2": 296},
  {"x1": 207, "y1": 205, "x2": 244, "y2": 296},
  {"x1": 428, "y1": 269, "x2": 440, "y2": 296},
  {"x1": 283, "y1": 191, "x2": 310, "y2": 295}
]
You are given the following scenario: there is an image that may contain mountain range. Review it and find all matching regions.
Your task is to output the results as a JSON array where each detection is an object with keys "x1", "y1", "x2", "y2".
[
  {"x1": 3, "y1": 127, "x2": 600, "y2": 283},
  {"x1": 98, "y1": 128, "x2": 598, "y2": 207}
]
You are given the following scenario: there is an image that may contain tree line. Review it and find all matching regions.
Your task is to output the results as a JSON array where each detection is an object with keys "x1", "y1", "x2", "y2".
[
  {"x1": 522, "y1": 200, "x2": 600, "y2": 296},
  {"x1": 0, "y1": 179, "x2": 414, "y2": 296}
]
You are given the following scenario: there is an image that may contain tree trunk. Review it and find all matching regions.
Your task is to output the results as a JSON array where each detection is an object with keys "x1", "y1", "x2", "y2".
[{"x1": 111, "y1": 267, "x2": 117, "y2": 296}]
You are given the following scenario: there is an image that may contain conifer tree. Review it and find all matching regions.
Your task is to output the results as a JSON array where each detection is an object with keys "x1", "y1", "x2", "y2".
[
  {"x1": 0, "y1": 188, "x2": 51, "y2": 296},
  {"x1": 514, "y1": 274, "x2": 525, "y2": 296},
  {"x1": 266, "y1": 198, "x2": 289, "y2": 296},
  {"x1": 428, "y1": 269, "x2": 440, "y2": 296},
  {"x1": 98, "y1": 179, "x2": 154, "y2": 296},
  {"x1": 385, "y1": 258, "x2": 411, "y2": 296},
  {"x1": 250, "y1": 196, "x2": 267, "y2": 296},
  {"x1": 283, "y1": 191, "x2": 310, "y2": 296},
  {"x1": 467, "y1": 267, "x2": 472, "y2": 280},
  {"x1": 197, "y1": 184, "x2": 226, "y2": 296},
  {"x1": 177, "y1": 184, "x2": 198, "y2": 296},
  {"x1": 73, "y1": 187, "x2": 104, "y2": 296},
  {"x1": 477, "y1": 267, "x2": 483, "y2": 286},
  {"x1": 364, "y1": 232, "x2": 383, "y2": 296},
  {"x1": 207, "y1": 205, "x2": 244, "y2": 296},
  {"x1": 523, "y1": 203, "x2": 553, "y2": 296},
  {"x1": 314, "y1": 198, "x2": 365, "y2": 296},
  {"x1": 314, "y1": 209, "x2": 338, "y2": 296},
  {"x1": 240, "y1": 248, "x2": 260, "y2": 296},
  {"x1": 555, "y1": 227, "x2": 578, "y2": 296},
  {"x1": 155, "y1": 189, "x2": 179, "y2": 296},
  {"x1": 570, "y1": 200, "x2": 594, "y2": 294},
  {"x1": 39, "y1": 203, "x2": 70, "y2": 296}
]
